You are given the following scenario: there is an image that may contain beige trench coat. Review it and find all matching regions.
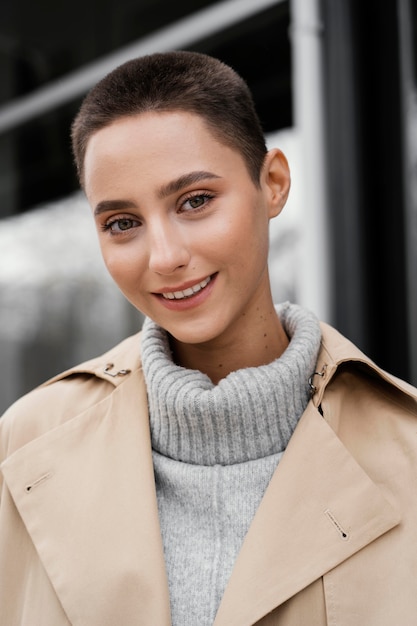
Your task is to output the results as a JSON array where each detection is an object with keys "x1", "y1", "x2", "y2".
[{"x1": 1, "y1": 322, "x2": 417, "y2": 626}]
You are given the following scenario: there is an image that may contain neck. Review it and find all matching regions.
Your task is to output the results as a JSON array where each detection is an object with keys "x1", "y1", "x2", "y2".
[{"x1": 170, "y1": 306, "x2": 289, "y2": 384}]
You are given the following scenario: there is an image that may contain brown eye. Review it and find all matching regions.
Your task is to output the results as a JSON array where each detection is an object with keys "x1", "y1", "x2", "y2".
[
  {"x1": 182, "y1": 193, "x2": 213, "y2": 212},
  {"x1": 188, "y1": 195, "x2": 206, "y2": 209}
]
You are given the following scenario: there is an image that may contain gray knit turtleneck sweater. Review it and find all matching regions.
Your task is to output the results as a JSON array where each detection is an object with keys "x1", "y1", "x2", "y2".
[{"x1": 141, "y1": 302, "x2": 321, "y2": 626}]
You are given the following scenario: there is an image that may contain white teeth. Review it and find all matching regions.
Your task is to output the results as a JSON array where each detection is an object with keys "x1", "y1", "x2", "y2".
[{"x1": 162, "y1": 276, "x2": 211, "y2": 300}]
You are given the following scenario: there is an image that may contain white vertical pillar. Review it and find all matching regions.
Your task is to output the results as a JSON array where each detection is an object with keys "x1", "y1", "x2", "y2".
[{"x1": 290, "y1": 0, "x2": 331, "y2": 322}]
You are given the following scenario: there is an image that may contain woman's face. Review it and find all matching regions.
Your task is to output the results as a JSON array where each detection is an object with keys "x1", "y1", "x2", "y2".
[{"x1": 84, "y1": 111, "x2": 289, "y2": 348}]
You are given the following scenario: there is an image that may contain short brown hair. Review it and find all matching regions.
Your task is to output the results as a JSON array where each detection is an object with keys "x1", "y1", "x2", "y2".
[{"x1": 71, "y1": 51, "x2": 267, "y2": 187}]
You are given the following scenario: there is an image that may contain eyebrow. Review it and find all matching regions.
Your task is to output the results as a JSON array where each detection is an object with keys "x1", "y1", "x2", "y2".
[
  {"x1": 94, "y1": 199, "x2": 137, "y2": 216},
  {"x1": 157, "y1": 170, "x2": 222, "y2": 199},
  {"x1": 93, "y1": 170, "x2": 221, "y2": 216}
]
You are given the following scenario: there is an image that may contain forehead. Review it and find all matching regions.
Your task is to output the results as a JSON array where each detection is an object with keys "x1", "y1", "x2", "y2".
[
  {"x1": 83, "y1": 110, "x2": 250, "y2": 199},
  {"x1": 88, "y1": 109, "x2": 226, "y2": 148},
  {"x1": 88, "y1": 111, "x2": 230, "y2": 158}
]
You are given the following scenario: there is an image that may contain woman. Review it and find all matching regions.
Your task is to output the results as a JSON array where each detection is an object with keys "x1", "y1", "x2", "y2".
[{"x1": 1, "y1": 51, "x2": 417, "y2": 626}]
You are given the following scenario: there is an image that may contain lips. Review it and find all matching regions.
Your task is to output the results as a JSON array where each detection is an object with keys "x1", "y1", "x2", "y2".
[{"x1": 161, "y1": 276, "x2": 211, "y2": 300}]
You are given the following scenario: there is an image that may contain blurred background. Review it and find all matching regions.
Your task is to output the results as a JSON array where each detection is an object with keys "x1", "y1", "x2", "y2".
[{"x1": 0, "y1": 0, "x2": 416, "y2": 412}]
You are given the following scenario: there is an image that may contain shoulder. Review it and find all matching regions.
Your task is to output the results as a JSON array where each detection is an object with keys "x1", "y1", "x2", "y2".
[
  {"x1": 315, "y1": 321, "x2": 417, "y2": 421},
  {"x1": 0, "y1": 331, "x2": 144, "y2": 458}
]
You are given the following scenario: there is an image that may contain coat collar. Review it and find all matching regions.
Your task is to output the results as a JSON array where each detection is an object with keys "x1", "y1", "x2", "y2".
[
  {"x1": 311, "y1": 322, "x2": 417, "y2": 407},
  {"x1": 44, "y1": 322, "x2": 417, "y2": 404},
  {"x1": 2, "y1": 322, "x2": 412, "y2": 625},
  {"x1": 42, "y1": 321, "x2": 417, "y2": 406},
  {"x1": 41, "y1": 331, "x2": 145, "y2": 389}
]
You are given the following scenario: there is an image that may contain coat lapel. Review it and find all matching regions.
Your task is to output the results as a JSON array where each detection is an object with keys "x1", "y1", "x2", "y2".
[
  {"x1": 214, "y1": 402, "x2": 401, "y2": 626},
  {"x1": 1, "y1": 373, "x2": 171, "y2": 626}
]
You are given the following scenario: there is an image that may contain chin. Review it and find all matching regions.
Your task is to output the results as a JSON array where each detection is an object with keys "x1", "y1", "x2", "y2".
[{"x1": 166, "y1": 323, "x2": 223, "y2": 346}]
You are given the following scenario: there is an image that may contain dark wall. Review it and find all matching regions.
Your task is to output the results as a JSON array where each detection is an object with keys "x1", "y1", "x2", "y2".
[{"x1": 323, "y1": 0, "x2": 416, "y2": 383}]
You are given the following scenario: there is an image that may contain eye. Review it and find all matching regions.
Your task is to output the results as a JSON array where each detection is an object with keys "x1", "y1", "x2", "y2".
[
  {"x1": 102, "y1": 217, "x2": 140, "y2": 234},
  {"x1": 181, "y1": 193, "x2": 214, "y2": 212}
]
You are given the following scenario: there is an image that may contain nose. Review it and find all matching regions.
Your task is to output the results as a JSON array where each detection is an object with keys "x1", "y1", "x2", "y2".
[{"x1": 148, "y1": 221, "x2": 191, "y2": 275}]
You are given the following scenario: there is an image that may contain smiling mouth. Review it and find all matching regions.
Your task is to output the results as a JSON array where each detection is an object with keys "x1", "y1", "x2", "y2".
[{"x1": 161, "y1": 276, "x2": 212, "y2": 300}]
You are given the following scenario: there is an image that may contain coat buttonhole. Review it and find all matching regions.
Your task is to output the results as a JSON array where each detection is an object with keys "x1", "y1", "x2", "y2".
[
  {"x1": 325, "y1": 508, "x2": 350, "y2": 541},
  {"x1": 26, "y1": 472, "x2": 52, "y2": 493}
]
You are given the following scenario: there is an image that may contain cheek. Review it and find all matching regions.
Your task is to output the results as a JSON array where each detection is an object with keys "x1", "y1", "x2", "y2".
[
  {"x1": 225, "y1": 207, "x2": 270, "y2": 255},
  {"x1": 99, "y1": 244, "x2": 145, "y2": 287}
]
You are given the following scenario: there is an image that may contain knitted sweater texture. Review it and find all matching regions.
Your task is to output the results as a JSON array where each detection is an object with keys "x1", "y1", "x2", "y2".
[{"x1": 141, "y1": 302, "x2": 321, "y2": 625}]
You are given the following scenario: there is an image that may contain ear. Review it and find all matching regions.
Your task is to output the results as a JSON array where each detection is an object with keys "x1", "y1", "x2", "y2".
[{"x1": 261, "y1": 148, "x2": 291, "y2": 218}]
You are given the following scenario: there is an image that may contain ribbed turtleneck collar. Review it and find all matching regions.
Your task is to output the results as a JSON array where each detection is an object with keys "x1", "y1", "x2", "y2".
[{"x1": 141, "y1": 302, "x2": 321, "y2": 466}]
